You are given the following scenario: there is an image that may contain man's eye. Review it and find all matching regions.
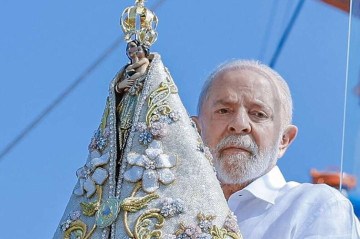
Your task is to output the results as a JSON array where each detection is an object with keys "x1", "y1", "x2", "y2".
[
  {"x1": 216, "y1": 108, "x2": 230, "y2": 114},
  {"x1": 251, "y1": 111, "x2": 268, "y2": 118}
]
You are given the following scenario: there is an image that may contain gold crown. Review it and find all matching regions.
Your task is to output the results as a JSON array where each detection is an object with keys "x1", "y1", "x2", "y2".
[{"x1": 120, "y1": 0, "x2": 158, "y2": 48}]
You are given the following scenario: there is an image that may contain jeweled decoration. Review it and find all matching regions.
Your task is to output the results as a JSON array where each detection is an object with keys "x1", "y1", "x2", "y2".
[
  {"x1": 159, "y1": 198, "x2": 185, "y2": 218},
  {"x1": 146, "y1": 80, "x2": 178, "y2": 127},
  {"x1": 171, "y1": 213, "x2": 242, "y2": 239},
  {"x1": 89, "y1": 128, "x2": 110, "y2": 152},
  {"x1": 223, "y1": 213, "x2": 240, "y2": 234},
  {"x1": 124, "y1": 140, "x2": 177, "y2": 193},
  {"x1": 95, "y1": 198, "x2": 122, "y2": 228},
  {"x1": 74, "y1": 152, "x2": 110, "y2": 198},
  {"x1": 60, "y1": 211, "x2": 81, "y2": 232}
]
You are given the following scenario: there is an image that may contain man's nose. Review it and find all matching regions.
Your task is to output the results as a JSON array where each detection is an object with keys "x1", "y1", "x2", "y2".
[{"x1": 227, "y1": 109, "x2": 251, "y2": 134}]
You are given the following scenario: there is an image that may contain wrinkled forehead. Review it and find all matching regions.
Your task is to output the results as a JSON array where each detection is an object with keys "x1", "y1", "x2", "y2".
[
  {"x1": 210, "y1": 68, "x2": 280, "y2": 99},
  {"x1": 204, "y1": 69, "x2": 281, "y2": 118}
]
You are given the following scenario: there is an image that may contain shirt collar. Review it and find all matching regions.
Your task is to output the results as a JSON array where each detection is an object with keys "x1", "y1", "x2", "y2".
[{"x1": 229, "y1": 166, "x2": 286, "y2": 205}]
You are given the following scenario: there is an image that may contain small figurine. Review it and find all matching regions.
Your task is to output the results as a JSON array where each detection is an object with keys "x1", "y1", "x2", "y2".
[
  {"x1": 115, "y1": 39, "x2": 151, "y2": 156},
  {"x1": 115, "y1": 40, "x2": 150, "y2": 95}
]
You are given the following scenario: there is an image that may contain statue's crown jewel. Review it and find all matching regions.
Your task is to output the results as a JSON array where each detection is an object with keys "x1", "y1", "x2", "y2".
[{"x1": 120, "y1": 0, "x2": 158, "y2": 47}]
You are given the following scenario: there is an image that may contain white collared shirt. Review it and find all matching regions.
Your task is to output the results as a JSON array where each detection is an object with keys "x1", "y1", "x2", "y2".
[{"x1": 228, "y1": 166, "x2": 360, "y2": 239}]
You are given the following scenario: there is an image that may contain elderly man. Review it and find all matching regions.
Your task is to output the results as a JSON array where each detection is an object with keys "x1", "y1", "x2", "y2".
[{"x1": 193, "y1": 60, "x2": 360, "y2": 238}]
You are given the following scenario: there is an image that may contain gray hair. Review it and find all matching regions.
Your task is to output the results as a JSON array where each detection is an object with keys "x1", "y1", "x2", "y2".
[{"x1": 197, "y1": 60, "x2": 293, "y2": 127}]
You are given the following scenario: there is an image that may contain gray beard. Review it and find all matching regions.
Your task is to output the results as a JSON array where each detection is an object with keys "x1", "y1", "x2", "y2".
[{"x1": 212, "y1": 135, "x2": 279, "y2": 185}]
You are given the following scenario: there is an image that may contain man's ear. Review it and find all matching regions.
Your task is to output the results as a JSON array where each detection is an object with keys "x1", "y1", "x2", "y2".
[
  {"x1": 278, "y1": 125, "x2": 298, "y2": 158},
  {"x1": 190, "y1": 116, "x2": 202, "y2": 134}
]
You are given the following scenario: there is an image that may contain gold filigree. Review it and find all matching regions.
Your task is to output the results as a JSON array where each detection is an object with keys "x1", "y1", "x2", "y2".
[
  {"x1": 210, "y1": 226, "x2": 242, "y2": 239},
  {"x1": 174, "y1": 222, "x2": 188, "y2": 236},
  {"x1": 120, "y1": 0, "x2": 158, "y2": 47},
  {"x1": 227, "y1": 231, "x2": 243, "y2": 239},
  {"x1": 123, "y1": 182, "x2": 162, "y2": 238},
  {"x1": 64, "y1": 220, "x2": 86, "y2": 239},
  {"x1": 210, "y1": 226, "x2": 229, "y2": 239},
  {"x1": 197, "y1": 212, "x2": 216, "y2": 222},
  {"x1": 80, "y1": 201, "x2": 98, "y2": 217},
  {"x1": 123, "y1": 182, "x2": 142, "y2": 238},
  {"x1": 80, "y1": 185, "x2": 103, "y2": 216},
  {"x1": 134, "y1": 209, "x2": 165, "y2": 239},
  {"x1": 174, "y1": 213, "x2": 243, "y2": 239},
  {"x1": 64, "y1": 221, "x2": 96, "y2": 239},
  {"x1": 121, "y1": 193, "x2": 160, "y2": 212},
  {"x1": 62, "y1": 186, "x2": 102, "y2": 238},
  {"x1": 146, "y1": 79, "x2": 178, "y2": 126},
  {"x1": 124, "y1": 209, "x2": 134, "y2": 238}
]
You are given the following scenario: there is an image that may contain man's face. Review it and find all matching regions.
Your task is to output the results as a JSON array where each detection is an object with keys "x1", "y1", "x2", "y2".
[{"x1": 197, "y1": 69, "x2": 283, "y2": 184}]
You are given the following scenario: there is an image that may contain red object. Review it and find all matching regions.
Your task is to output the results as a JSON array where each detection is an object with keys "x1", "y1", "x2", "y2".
[
  {"x1": 311, "y1": 168, "x2": 357, "y2": 190},
  {"x1": 321, "y1": 0, "x2": 350, "y2": 13}
]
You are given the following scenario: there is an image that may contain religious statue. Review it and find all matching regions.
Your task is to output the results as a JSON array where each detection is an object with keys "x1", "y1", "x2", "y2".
[
  {"x1": 116, "y1": 39, "x2": 151, "y2": 157},
  {"x1": 53, "y1": 1, "x2": 243, "y2": 239}
]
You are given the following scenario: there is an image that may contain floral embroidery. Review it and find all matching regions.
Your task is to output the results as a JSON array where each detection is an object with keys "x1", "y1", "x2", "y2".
[
  {"x1": 60, "y1": 210, "x2": 81, "y2": 231},
  {"x1": 159, "y1": 198, "x2": 185, "y2": 218},
  {"x1": 124, "y1": 140, "x2": 177, "y2": 193},
  {"x1": 172, "y1": 213, "x2": 228, "y2": 239},
  {"x1": 176, "y1": 224, "x2": 203, "y2": 239},
  {"x1": 139, "y1": 131, "x2": 154, "y2": 145},
  {"x1": 161, "y1": 212, "x2": 241, "y2": 239},
  {"x1": 198, "y1": 213, "x2": 216, "y2": 232},
  {"x1": 135, "y1": 121, "x2": 169, "y2": 145},
  {"x1": 88, "y1": 127, "x2": 110, "y2": 152},
  {"x1": 74, "y1": 152, "x2": 110, "y2": 198},
  {"x1": 169, "y1": 111, "x2": 181, "y2": 122},
  {"x1": 135, "y1": 122, "x2": 148, "y2": 132},
  {"x1": 150, "y1": 111, "x2": 181, "y2": 125},
  {"x1": 150, "y1": 121, "x2": 168, "y2": 138},
  {"x1": 223, "y1": 213, "x2": 239, "y2": 233}
]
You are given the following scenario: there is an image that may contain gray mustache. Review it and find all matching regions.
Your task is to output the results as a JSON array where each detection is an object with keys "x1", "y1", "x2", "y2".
[{"x1": 216, "y1": 135, "x2": 258, "y2": 155}]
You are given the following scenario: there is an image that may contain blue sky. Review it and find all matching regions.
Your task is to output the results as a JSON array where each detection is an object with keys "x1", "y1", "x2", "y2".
[{"x1": 0, "y1": 0, "x2": 358, "y2": 238}]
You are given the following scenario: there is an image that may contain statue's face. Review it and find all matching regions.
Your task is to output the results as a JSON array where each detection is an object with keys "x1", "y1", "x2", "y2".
[
  {"x1": 127, "y1": 42, "x2": 138, "y2": 58},
  {"x1": 136, "y1": 46, "x2": 146, "y2": 58}
]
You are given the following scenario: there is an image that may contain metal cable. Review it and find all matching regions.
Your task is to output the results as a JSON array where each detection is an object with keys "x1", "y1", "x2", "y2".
[{"x1": 269, "y1": 0, "x2": 305, "y2": 67}]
